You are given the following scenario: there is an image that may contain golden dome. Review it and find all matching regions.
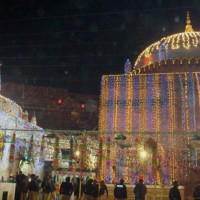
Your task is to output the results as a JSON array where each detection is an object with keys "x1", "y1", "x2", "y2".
[{"x1": 134, "y1": 12, "x2": 200, "y2": 70}]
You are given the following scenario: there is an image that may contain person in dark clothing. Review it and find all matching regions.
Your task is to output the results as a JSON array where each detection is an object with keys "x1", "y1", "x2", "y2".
[
  {"x1": 35, "y1": 175, "x2": 42, "y2": 189},
  {"x1": 41, "y1": 177, "x2": 48, "y2": 192},
  {"x1": 60, "y1": 176, "x2": 73, "y2": 200},
  {"x1": 27, "y1": 174, "x2": 39, "y2": 200},
  {"x1": 193, "y1": 181, "x2": 200, "y2": 200},
  {"x1": 15, "y1": 171, "x2": 24, "y2": 200},
  {"x1": 169, "y1": 181, "x2": 181, "y2": 200},
  {"x1": 50, "y1": 176, "x2": 57, "y2": 200},
  {"x1": 74, "y1": 177, "x2": 80, "y2": 200},
  {"x1": 99, "y1": 180, "x2": 108, "y2": 200},
  {"x1": 133, "y1": 179, "x2": 147, "y2": 200},
  {"x1": 42, "y1": 177, "x2": 52, "y2": 200},
  {"x1": 84, "y1": 179, "x2": 94, "y2": 200},
  {"x1": 19, "y1": 174, "x2": 29, "y2": 200},
  {"x1": 92, "y1": 180, "x2": 99, "y2": 200},
  {"x1": 114, "y1": 179, "x2": 127, "y2": 200},
  {"x1": 74, "y1": 177, "x2": 84, "y2": 200}
]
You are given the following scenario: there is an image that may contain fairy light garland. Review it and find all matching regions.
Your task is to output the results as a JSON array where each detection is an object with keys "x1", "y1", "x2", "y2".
[
  {"x1": 184, "y1": 74, "x2": 189, "y2": 130},
  {"x1": 168, "y1": 74, "x2": 176, "y2": 131},
  {"x1": 98, "y1": 136, "x2": 103, "y2": 181},
  {"x1": 120, "y1": 76, "x2": 127, "y2": 131},
  {"x1": 167, "y1": 74, "x2": 175, "y2": 180},
  {"x1": 114, "y1": 76, "x2": 120, "y2": 132},
  {"x1": 108, "y1": 77, "x2": 115, "y2": 132},
  {"x1": 179, "y1": 74, "x2": 188, "y2": 178},
  {"x1": 126, "y1": 75, "x2": 133, "y2": 132},
  {"x1": 139, "y1": 75, "x2": 147, "y2": 132},
  {"x1": 179, "y1": 74, "x2": 186, "y2": 131},
  {"x1": 39, "y1": 134, "x2": 45, "y2": 162},
  {"x1": 105, "y1": 136, "x2": 111, "y2": 183},
  {"x1": 154, "y1": 74, "x2": 160, "y2": 132},
  {"x1": 194, "y1": 73, "x2": 200, "y2": 128},
  {"x1": 153, "y1": 74, "x2": 161, "y2": 184},
  {"x1": 53, "y1": 136, "x2": 59, "y2": 170},
  {"x1": 9, "y1": 133, "x2": 15, "y2": 163},
  {"x1": 184, "y1": 74, "x2": 191, "y2": 175},
  {"x1": 114, "y1": 76, "x2": 121, "y2": 181},
  {"x1": 80, "y1": 133, "x2": 87, "y2": 170},
  {"x1": 138, "y1": 75, "x2": 148, "y2": 182},
  {"x1": 134, "y1": 32, "x2": 200, "y2": 69},
  {"x1": 27, "y1": 134, "x2": 33, "y2": 163},
  {"x1": 0, "y1": 132, "x2": 4, "y2": 159},
  {"x1": 171, "y1": 75, "x2": 178, "y2": 181},
  {"x1": 69, "y1": 137, "x2": 73, "y2": 170},
  {"x1": 188, "y1": 73, "x2": 196, "y2": 130},
  {"x1": 133, "y1": 76, "x2": 140, "y2": 131},
  {"x1": 127, "y1": 75, "x2": 131, "y2": 124},
  {"x1": 99, "y1": 76, "x2": 108, "y2": 131},
  {"x1": 146, "y1": 75, "x2": 154, "y2": 131}
]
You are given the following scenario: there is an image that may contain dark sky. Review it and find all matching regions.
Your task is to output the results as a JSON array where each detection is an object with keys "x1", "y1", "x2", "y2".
[{"x1": 0, "y1": 0, "x2": 200, "y2": 95}]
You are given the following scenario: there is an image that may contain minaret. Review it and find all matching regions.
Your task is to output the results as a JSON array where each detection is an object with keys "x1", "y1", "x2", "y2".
[
  {"x1": 30, "y1": 111, "x2": 37, "y2": 125},
  {"x1": 185, "y1": 11, "x2": 194, "y2": 32},
  {"x1": 23, "y1": 110, "x2": 29, "y2": 122},
  {"x1": 124, "y1": 59, "x2": 132, "y2": 74}
]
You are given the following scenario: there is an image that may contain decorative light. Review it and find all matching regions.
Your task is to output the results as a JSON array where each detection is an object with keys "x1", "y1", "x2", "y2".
[
  {"x1": 57, "y1": 98, "x2": 63, "y2": 105},
  {"x1": 9, "y1": 133, "x2": 15, "y2": 163},
  {"x1": 75, "y1": 149, "x2": 80, "y2": 157},
  {"x1": 0, "y1": 94, "x2": 23, "y2": 118},
  {"x1": 53, "y1": 136, "x2": 59, "y2": 170},
  {"x1": 134, "y1": 31, "x2": 200, "y2": 70},
  {"x1": 80, "y1": 103, "x2": 85, "y2": 109},
  {"x1": 99, "y1": 71, "x2": 200, "y2": 184},
  {"x1": 140, "y1": 150, "x2": 147, "y2": 158}
]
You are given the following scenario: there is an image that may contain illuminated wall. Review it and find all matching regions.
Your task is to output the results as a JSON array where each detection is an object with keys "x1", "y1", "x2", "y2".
[
  {"x1": 99, "y1": 72, "x2": 200, "y2": 133},
  {"x1": 0, "y1": 111, "x2": 45, "y2": 180}
]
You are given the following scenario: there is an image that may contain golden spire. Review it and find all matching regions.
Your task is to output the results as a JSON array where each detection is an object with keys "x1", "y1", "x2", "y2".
[{"x1": 185, "y1": 11, "x2": 194, "y2": 32}]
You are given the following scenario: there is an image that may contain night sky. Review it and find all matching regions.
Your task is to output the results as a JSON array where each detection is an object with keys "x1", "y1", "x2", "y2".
[{"x1": 0, "y1": 0, "x2": 200, "y2": 95}]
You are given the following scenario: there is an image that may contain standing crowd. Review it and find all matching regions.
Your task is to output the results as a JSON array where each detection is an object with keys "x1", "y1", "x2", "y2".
[
  {"x1": 15, "y1": 171, "x2": 200, "y2": 200},
  {"x1": 15, "y1": 171, "x2": 108, "y2": 200}
]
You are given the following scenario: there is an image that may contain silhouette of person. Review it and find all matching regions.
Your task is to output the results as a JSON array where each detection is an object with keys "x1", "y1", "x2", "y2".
[
  {"x1": 193, "y1": 181, "x2": 200, "y2": 200},
  {"x1": 114, "y1": 179, "x2": 127, "y2": 200},
  {"x1": 169, "y1": 181, "x2": 181, "y2": 200},
  {"x1": 134, "y1": 179, "x2": 147, "y2": 200}
]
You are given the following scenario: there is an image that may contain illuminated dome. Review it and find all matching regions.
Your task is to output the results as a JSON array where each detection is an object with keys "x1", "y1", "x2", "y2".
[{"x1": 134, "y1": 12, "x2": 200, "y2": 71}]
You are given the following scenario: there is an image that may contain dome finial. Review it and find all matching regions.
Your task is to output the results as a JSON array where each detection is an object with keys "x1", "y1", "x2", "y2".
[{"x1": 185, "y1": 11, "x2": 194, "y2": 32}]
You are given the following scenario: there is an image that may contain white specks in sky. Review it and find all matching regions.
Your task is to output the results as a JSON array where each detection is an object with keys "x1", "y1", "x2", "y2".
[
  {"x1": 162, "y1": 27, "x2": 166, "y2": 32},
  {"x1": 174, "y1": 16, "x2": 180, "y2": 23}
]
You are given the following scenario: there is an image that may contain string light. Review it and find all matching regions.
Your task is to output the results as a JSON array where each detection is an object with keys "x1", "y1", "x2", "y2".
[
  {"x1": 98, "y1": 136, "x2": 103, "y2": 181},
  {"x1": 105, "y1": 136, "x2": 111, "y2": 183},
  {"x1": 114, "y1": 76, "x2": 120, "y2": 132},
  {"x1": 154, "y1": 74, "x2": 160, "y2": 132},
  {"x1": 126, "y1": 74, "x2": 133, "y2": 132},
  {"x1": 194, "y1": 73, "x2": 200, "y2": 128},
  {"x1": 53, "y1": 136, "x2": 59, "y2": 170},
  {"x1": 134, "y1": 32, "x2": 200, "y2": 70},
  {"x1": 99, "y1": 76, "x2": 108, "y2": 132},
  {"x1": 0, "y1": 132, "x2": 4, "y2": 160},
  {"x1": 139, "y1": 75, "x2": 146, "y2": 132},
  {"x1": 9, "y1": 133, "x2": 15, "y2": 163},
  {"x1": 99, "y1": 70, "x2": 200, "y2": 184},
  {"x1": 0, "y1": 95, "x2": 23, "y2": 118}
]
